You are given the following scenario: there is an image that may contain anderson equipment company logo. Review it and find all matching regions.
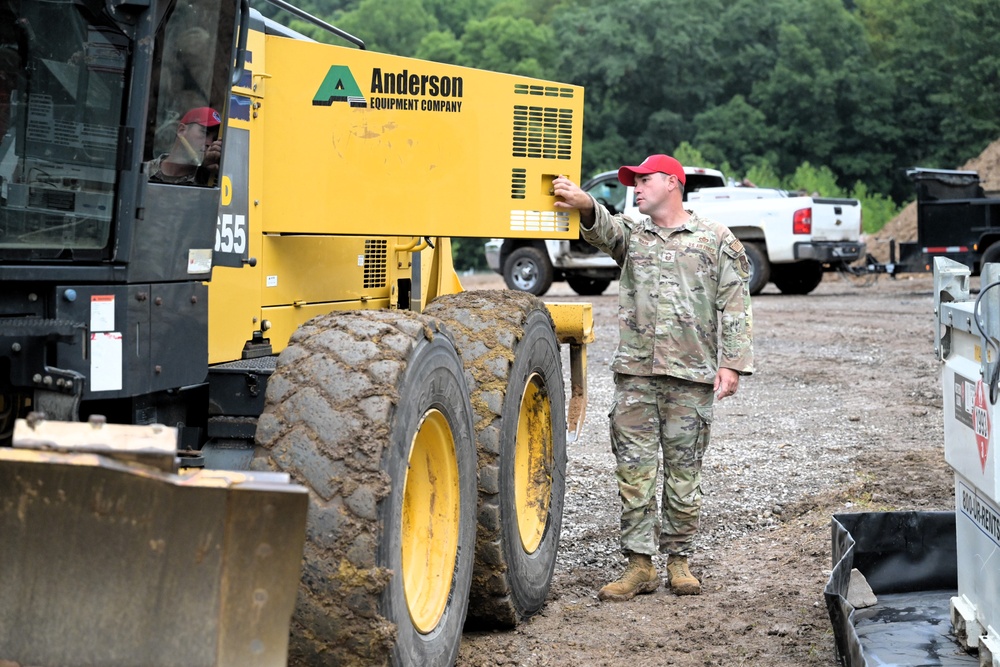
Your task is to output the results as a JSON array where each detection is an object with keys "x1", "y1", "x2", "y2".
[
  {"x1": 313, "y1": 65, "x2": 464, "y2": 113},
  {"x1": 312, "y1": 65, "x2": 368, "y2": 108}
]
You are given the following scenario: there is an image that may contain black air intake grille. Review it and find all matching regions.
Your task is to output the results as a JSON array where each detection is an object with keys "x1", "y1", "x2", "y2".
[
  {"x1": 364, "y1": 239, "x2": 387, "y2": 288},
  {"x1": 510, "y1": 168, "x2": 527, "y2": 200},
  {"x1": 512, "y1": 106, "x2": 573, "y2": 160},
  {"x1": 513, "y1": 84, "x2": 575, "y2": 99}
]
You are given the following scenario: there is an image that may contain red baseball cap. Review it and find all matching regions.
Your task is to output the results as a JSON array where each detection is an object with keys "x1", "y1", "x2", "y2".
[
  {"x1": 180, "y1": 107, "x2": 222, "y2": 128},
  {"x1": 618, "y1": 154, "x2": 686, "y2": 187}
]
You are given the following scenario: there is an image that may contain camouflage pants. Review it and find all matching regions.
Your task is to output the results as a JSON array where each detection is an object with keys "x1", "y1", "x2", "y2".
[{"x1": 609, "y1": 373, "x2": 714, "y2": 557}]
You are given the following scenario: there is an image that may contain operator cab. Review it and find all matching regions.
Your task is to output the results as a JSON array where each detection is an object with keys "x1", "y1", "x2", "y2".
[
  {"x1": 0, "y1": 0, "x2": 235, "y2": 264},
  {"x1": 0, "y1": 0, "x2": 238, "y2": 437}
]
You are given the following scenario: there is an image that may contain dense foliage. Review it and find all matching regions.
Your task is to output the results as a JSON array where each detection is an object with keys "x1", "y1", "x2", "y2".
[{"x1": 260, "y1": 0, "x2": 1000, "y2": 253}]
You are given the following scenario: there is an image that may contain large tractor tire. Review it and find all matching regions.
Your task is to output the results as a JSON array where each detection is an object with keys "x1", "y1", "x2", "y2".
[
  {"x1": 424, "y1": 290, "x2": 566, "y2": 627},
  {"x1": 253, "y1": 311, "x2": 477, "y2": 667}
]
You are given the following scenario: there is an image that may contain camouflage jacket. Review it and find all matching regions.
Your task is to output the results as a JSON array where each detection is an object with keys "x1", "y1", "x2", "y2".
[
  {"x1": 582, "y1": 200, "x2": 754, "y2": 384},
  {"x1": 147, "y1": 154, "x2": 209, "y2": 185}
]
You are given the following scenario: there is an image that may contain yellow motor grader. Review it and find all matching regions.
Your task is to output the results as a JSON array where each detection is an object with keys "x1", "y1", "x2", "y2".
[{"x1": 0, "y1": 0, "x2": 592, "y2": 664}]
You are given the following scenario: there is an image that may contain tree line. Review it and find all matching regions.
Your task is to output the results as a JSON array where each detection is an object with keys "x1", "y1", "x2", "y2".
[{"x1": 262, "y1": 0, "x2": 999, "y2": 252}]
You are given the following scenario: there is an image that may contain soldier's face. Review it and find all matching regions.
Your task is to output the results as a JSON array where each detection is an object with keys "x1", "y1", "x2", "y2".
[
  {"x1": 634, "y1": 173, "x2": 672, "y2": 214},
  {"x1": 180, "y1": 123, "x2": 216, "y2": 152}
]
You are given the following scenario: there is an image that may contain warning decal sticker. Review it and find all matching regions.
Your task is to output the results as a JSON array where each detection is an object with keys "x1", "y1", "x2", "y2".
[
  {"x1": 955, "y1": 373, "x2": 991, "y2": 473},
  {"x1": 954, "y1": 373, "x2": 976, "y2": 430},
  {"x1": 975, "y1": 379, "x2": 991, "y2": 473}
]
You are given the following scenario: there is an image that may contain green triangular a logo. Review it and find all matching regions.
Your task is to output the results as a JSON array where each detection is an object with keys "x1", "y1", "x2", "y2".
[{"x1": 313, "y1": 66, "x2": 367, "y2": 107}]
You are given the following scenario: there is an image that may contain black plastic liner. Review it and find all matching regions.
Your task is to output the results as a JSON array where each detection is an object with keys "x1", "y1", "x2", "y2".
[{"x1": 825, "y1": 511, "x2": 968, "y2": 666}]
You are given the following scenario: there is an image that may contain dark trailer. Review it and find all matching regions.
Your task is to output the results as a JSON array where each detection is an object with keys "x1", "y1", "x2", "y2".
[{"x1": 894, "y1": 168, "x2": 1000, "y2": 275}]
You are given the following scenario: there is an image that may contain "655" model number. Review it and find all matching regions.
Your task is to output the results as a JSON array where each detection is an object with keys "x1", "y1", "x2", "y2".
[{"x1": 215, "y1": 213, "x2": 247, "y2": 255}]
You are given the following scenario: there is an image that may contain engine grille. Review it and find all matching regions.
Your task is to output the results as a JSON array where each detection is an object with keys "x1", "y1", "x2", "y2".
[{"x1": 364, "y1": 239, "x2": 387, "y2": 288}]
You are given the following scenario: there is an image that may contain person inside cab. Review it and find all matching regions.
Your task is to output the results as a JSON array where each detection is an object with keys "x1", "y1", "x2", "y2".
[{"x1": 147, "y1": 106, "x2": 222, "y2": 185}]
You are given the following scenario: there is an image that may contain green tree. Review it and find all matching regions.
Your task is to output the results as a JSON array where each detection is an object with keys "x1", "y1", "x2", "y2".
[
  {"x1": 849, "y1": 181, "x2": 900, "y2": 234},
  {"x1": 422, "y1": 0, "x2": 500, "y2": 36},
  {"x1": 452, "y1": 237, "x2": 490, "y2": 272},
  {"x1": 857, "y1": 0, "x2": 1000, "y2": 197},
  {"x1": 748, "y1": 2, "x2": 879, "y2": 181},
  {"x1": 673, "y1": 142, "x2": 714, "y2": 171},
  {"x1": 458, "y1": 16, "x2": 557, "y2": 77},
  {"x1": 582, "y1": 131, "x2": 633, "y2": 179},
  {"x1": 415, "y1": 30, "x2": 464, "y2": 65},
  {"x1": 252, "y1": 0, "x2": 359, "y2": 24},
  {"x1": 712, "y1": 0, "x2": 795, "y2": 102},
  {"x1": 551, "y1": 0, "x2": 726, "y2": 173},
  {"x1": 488, "y1": 0, "x2": 570, "y2": 24},
  {"x1": 742, "y1": 160, "x2": 782, "y2": 190},
  {"x1": 784, "y1": 162, "x2": 845, "y2": 197},
  {"x1": 692, "y1": 95, "x2": 773, "y2": 174},
  {"x1": 334, "y1": 0, "x2": 439, "y2": 54}
]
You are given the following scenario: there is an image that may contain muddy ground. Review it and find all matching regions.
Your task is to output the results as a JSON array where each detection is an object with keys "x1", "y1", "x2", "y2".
[{"x1": 456, "y1": 270, "x2": 956, "y2": 666}]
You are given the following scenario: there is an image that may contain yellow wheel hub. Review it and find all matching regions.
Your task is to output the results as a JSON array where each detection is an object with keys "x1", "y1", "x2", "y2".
[
  {"x1": 514, "y1": 373, "x2": 553, "y2": 554},
  {"x1": 402, "y1": 409, "x2": 460, "y2": 634}
]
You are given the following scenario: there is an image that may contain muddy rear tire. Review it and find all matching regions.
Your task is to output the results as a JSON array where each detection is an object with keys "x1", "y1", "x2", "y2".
[
  {"x1": 424, "y1": 291, "x2": 566, "y2": 627},
  {"x1": 253, "y1": 311, "x2": 477, "y2": 667}
]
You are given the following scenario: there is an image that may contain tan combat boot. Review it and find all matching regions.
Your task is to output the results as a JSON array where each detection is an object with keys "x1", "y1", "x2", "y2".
[
  {"x1": 666, "y1": 555, "x2": 701, "y2": 595},
  {"x1": 598, "y1": 553, "x2": 659, "y2": 601}
]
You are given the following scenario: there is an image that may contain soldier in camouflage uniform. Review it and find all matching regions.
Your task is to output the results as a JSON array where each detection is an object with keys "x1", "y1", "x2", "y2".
[
  {"x1": 147, "y1": 107, "x2": 222, "y2": 185},
  {"x1": 553, "y1": 154, "x2": 754, "y2": 600}
]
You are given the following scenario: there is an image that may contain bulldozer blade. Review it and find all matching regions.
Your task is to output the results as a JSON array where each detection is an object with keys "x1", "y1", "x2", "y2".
[{"x1": 0, "y1": 420, "x2": 308, "y2": 667}]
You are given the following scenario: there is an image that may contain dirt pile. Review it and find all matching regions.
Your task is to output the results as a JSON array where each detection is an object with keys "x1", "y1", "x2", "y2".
[
  {"x1": 865, "y1": 200, "x2": 917, "y2": 262},
  {"x1": 962, "y1": 137, "x2": 1000, "y2": 194},
  {"x1": 866, "y1": 137, "x2": 1000, "y2": 262}
]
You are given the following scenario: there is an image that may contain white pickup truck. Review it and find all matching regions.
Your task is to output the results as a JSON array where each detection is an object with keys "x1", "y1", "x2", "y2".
[{"x1": 485, "y1": 167, "x2": 864, "y2": 296}]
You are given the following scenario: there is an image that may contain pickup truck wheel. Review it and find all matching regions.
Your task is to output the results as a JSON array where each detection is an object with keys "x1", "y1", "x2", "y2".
[
  {"x1": 566, "y1": 276, "x2": 611, "y2": 296},
  {"x1": 424, "y1": 291, "x2": 566, "y2": 627},
  {"x1": 254, "y1": 311, "x2": 477, "y2": 667},
  {"x1": 743, "y1": 242, "x2": 770, "y2": 295},
  {"x1": 503, "y1": 246, "x2": 553, "y2": 296},
  {"x1": 772, "y1": 260, "x2": 824, "y2": 295}
]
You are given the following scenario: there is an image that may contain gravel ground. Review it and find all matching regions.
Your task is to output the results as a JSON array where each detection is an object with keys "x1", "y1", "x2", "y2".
[{"x1": 456, "y1": 270, "x2": 956, "y2": 666}]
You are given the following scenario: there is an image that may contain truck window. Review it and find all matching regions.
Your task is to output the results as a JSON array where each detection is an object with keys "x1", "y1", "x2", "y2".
[
  {"x1": 683, "y1": 173, "x2": 727, "y2": 200},
  {"x1": 586, "y1": 178, "x2": 626, "y2": 214}
]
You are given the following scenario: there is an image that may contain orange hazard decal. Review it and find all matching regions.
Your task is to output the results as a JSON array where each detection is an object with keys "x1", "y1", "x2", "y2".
[{"x1": 975, "y1": 379, "x2": 991, "y2": 473}]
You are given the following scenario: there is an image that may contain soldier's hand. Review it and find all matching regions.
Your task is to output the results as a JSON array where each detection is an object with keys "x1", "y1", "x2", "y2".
[
  {"x1": 714, "y1": 368, "x2": 740, "y2": 400},
  {"x1": 552, "y1": 176, "x2": 594, "y2": 212},
  {"x1": 202, "y1": 140, "x2": 222, "y2": 173}
]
